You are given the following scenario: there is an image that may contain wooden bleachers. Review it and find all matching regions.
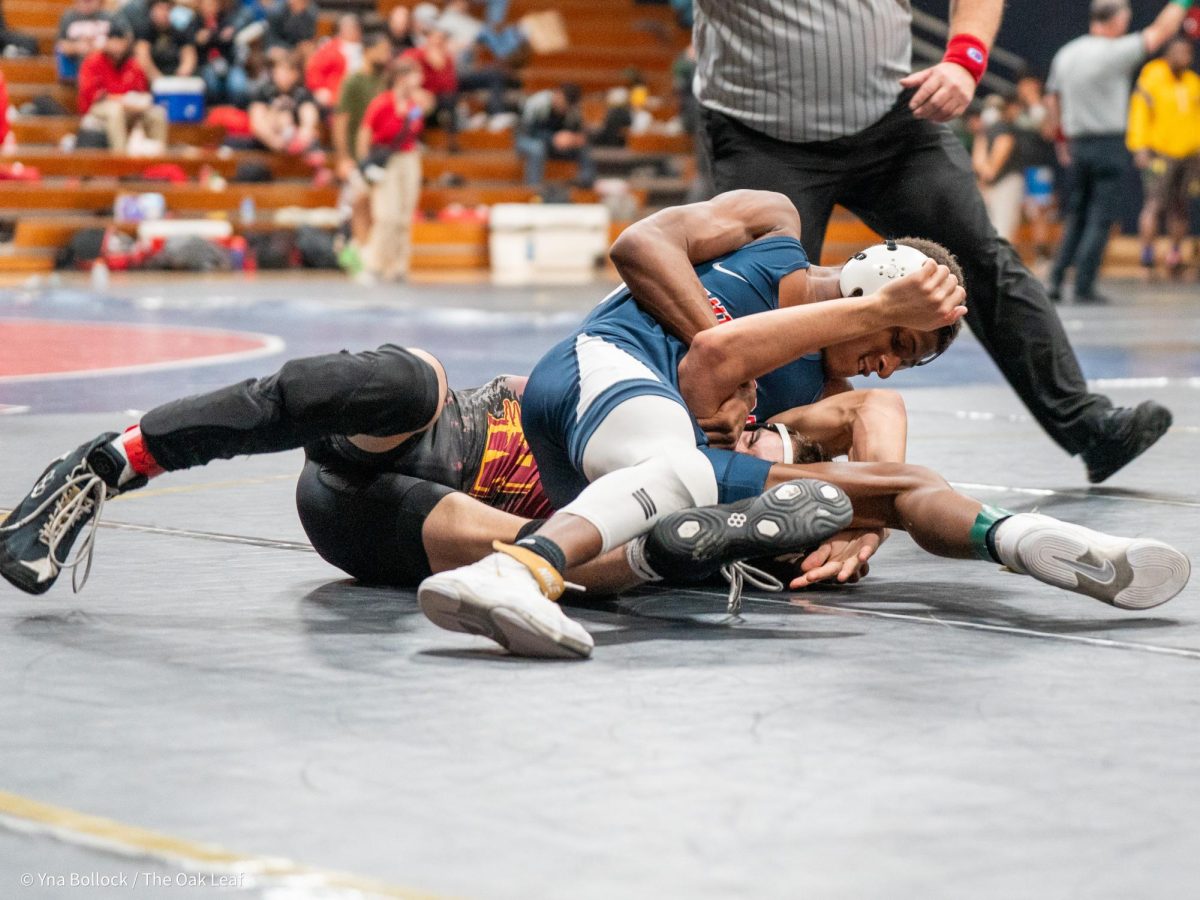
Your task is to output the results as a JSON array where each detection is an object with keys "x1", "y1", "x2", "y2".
[{"x1": 0, "y1": 0, "x2": 697, "y2": 274}]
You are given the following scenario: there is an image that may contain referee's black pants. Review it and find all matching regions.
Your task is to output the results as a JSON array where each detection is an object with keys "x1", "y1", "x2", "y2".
[{"x1": 702, "y1": 100, "x2": 1112, "y2": 456}]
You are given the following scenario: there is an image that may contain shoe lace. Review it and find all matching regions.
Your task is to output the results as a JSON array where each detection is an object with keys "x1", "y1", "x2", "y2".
[
  {"x1": 719, "y1": 560, "x2": 784, "y2": 616},
  {"x1": 0, "y1": 466, "x2": 108, "y2": 593}
]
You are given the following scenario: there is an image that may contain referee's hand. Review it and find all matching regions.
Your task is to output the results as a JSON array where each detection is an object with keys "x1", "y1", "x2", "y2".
[{"x1": 900, "y1": 61, "x2": 978, "y2": 122}]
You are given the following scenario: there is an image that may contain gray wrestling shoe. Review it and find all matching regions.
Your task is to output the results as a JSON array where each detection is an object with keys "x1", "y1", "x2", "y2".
[
  {"x1": 644, "y1": 479, "x2": 854, "y2": 614},
  {"x1": 995, "y1": 513, "x2": 1191, "y2": 610}
]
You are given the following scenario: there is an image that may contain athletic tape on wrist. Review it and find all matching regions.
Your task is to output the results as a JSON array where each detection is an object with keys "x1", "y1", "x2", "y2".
[{"x1": 943, "y1": 34, "x2": 988, "y2": 84}]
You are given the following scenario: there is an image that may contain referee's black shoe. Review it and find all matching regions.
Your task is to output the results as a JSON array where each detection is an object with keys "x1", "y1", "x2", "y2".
[
  {"x1": 1082, "y1": 401, "x2": 1173, "y2": 484},
  {"x1": 643, "y1": 479, "x2": 853, "y2": 612},
  {"x1": 0, "y1": 433, "x2": 138, "y2": 595}
]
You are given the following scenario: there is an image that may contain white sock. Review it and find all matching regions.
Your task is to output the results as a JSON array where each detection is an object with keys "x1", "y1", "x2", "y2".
[
  {"x1": 624, "y1": 535, "x2": 662, "y2": 583},
  {"x1": 990, "y1": 513, "x2": 1052, "y2": 574},
  {"x1": 105, "y1": 436, "x2": 139, "y2": 487}
]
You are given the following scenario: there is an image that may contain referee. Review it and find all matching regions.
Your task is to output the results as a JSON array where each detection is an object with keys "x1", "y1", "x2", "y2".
[{"x1": 694, "y1": 0, "x2": 1184, "y2": 483}]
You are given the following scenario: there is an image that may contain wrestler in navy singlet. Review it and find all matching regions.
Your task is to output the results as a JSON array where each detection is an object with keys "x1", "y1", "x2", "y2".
[{"x1": 521, "y1": 236, "x2": 825, "y2": 507}]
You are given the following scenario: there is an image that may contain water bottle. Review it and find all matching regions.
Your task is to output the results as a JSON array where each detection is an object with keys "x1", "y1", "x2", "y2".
[
  {"x1": 91, "y1": 259, "x2": 110, "y2": 292},
  {"x1": 239, "y1": 196, "x2": 257, "y2": 226}
]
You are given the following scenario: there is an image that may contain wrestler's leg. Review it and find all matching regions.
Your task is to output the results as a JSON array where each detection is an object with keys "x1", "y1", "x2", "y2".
[
  {"x1": 0, "y1": 346, "x2": 446, "y2": 595},
  {"x1": 762, "y1": 461, "x2": 1190, "y2": 609},
  {"x1": 421, "y1": 492, "x2": 643, "y2": 594}
]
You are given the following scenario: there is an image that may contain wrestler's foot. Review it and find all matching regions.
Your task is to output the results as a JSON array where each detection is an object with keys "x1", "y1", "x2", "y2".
[
  {"x1": 1082, "y1": 401, "x2": 1173, "y2": 484},
  {"x1": 0, "y1": 433, "x2": 136, "y2": 595},
  {"x1": 993, "y1": 513, "x2": 1190, "y2": 610},
  {"x1": 644, "y1": 479, "x2": 854, "y2": 584},
  {"x1": 418, "y1": 544, "x2": 593, "y2": 659}
]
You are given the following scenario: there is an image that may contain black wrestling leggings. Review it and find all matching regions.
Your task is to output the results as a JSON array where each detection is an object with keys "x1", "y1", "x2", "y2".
[
  {"x1": 138, "y1": 345, "x2": 442, "y2": 471},
  {"x1": 295, "y1": 460, "x2": 455, "y2": 586},
  {"x1": 138, "y1": 345, "x2": 450, "y2": 585}
]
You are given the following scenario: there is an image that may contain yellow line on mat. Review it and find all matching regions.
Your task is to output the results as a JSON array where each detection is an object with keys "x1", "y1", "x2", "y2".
[{"x1": 0, "y1": 790, "x2": 443, "y2": 899}]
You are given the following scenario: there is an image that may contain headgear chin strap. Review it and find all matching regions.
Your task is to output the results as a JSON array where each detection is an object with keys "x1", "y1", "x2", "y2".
[
  {"x1": 772, "y1": 423, "x2": 793, "y2": 464},
  {"x1": 839, "y1": 240, "x2": 931, "y2": 298},
  {"x1": 745, "y1": 422, "x2": 794, "y2": 464}
]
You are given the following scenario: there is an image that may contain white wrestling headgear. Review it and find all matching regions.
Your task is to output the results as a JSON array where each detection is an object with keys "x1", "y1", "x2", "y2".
[
  {"x1": 838, "y1": 239, "x2": 931, "y2": 298},
  {"x1": 839, "y1": 239, "x2": 963, "y2": 368}
]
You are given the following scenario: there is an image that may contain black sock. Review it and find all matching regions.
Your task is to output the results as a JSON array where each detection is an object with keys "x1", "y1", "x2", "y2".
[
  {"x1": 515, "y1": 518, "x2": 548, "y2": 542},
  {"x1": 514, "y1": 534, "x2": 566, "y2": 574}
]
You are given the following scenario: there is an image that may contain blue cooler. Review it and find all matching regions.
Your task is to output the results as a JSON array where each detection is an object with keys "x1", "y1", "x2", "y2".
[{"x1": 153, "y1": 76, "x2": 206, "y2": 124}]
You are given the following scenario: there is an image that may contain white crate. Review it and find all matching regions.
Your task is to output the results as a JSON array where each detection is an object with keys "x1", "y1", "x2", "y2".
[{"x1": 489, "y1": 203, "x2": 610, "y2": 284}]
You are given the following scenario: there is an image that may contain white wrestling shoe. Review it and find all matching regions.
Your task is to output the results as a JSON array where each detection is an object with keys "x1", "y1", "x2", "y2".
[
  {"x1": 994, "y1": 513, "x2": 1191, "y2": 610},
  {"x1": 418, "y1": 544, "x2": 594, "y2": 659}
]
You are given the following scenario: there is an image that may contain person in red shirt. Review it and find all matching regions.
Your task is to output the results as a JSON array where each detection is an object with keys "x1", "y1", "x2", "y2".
[
  {"x1": 304, "y1": 13, "x2": 363, "y2": 109},
  {"x1": 356, "y1": 58, "x2": 429, "y2": 281},
  {"x1": 77, "y1": 23, "x2": 168, "y2": 153},
  {"x1": 402, "y1": 28, "x2": 458, "y2": 143},
  {"x1": 0, "y1": 70, "x2": 11, "y2": 151}
]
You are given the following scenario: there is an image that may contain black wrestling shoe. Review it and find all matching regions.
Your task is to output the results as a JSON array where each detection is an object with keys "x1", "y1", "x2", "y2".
[
  {"x1": 0, "y1": 433, "x2": 136, "y2": 595},
  {"x1": 1082, "y1": 401, "x2": 1173, "y2": 484},
  {"x1": 645, "y1": 479, "x2": 854, "y2": 613}
]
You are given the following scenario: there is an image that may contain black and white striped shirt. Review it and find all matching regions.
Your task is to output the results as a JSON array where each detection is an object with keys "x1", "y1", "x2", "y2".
[{"x1": 693, "y1": 0, "x2": 914, "y2": 142}]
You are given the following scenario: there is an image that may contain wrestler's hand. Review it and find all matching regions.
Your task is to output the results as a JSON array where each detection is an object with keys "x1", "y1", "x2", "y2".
[
  {"x1": 878, "y1": 260, "x2": 967, "y2": 332},
  {"x1": 900, "y1": 61, "x2": 977, "y2": 122},
  {"x1": 697, "y1": 380, "x2": 756, "y2": 448},
  {"x1": 788, "y1": 528, "x2": 888, "y2": 588}
]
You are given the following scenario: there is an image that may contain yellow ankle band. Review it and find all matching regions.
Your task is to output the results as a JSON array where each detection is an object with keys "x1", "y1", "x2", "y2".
[{"x1": 492, "y1": 540, "x2": 565, "y2": 601}]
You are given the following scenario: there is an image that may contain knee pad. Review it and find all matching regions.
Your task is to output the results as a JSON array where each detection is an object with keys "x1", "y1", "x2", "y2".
[
  {"x1": 560, "y1": 449, "x2": 718, "y2": 553},
  {"x1": 276, "y1": 345, "x2": 442, "y2": 437}
]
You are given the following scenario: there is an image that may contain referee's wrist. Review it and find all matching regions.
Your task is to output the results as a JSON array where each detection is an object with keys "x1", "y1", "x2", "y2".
[{"x1": 943, "y1": 33, "x2": 988, "y2": 84}]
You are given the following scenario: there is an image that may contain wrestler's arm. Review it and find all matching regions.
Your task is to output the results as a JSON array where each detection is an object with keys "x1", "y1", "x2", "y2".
[
  {"x1": 607, "y1": 189, "x2": 803, "y2": 344},
  {"x1": 678, "y1": 261, "x2": 966, "y2": 419},
  {"x1": 768, "y1": 390, "x2": 908, "y2": 586},
  {"x1": 768, "y1": 389, "x2": 908, "y2": 464}
]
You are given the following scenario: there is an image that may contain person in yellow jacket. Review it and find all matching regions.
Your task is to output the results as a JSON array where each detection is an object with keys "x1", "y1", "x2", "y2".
[{"x1": 1128, "y1": 35, "x2": 1200, "y2": 275}]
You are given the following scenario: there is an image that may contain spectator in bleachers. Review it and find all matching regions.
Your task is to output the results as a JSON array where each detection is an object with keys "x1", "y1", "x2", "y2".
[
  {"x1": 403, "y1": 24, "x2": 458, "y2": 142},
  {"x1": 248, "y1": 52, "x2": 320, "y2": 155},
  {"x1": 305, "y1": 14, "x2": 362, "y2": 109},
  {"x1": 56, "y1": 0, "x2": 113, "y2": 83},
  {"x1": 333, "y1": 31, "x2": 393, "y2": 264},
  {"x1": 78, "y1": 22, "x2": 168, "y2": 153},
  {"x1": 591, "y1": 87, "x2": 632, "y2": 149},
  {"x1": 516, "y1": 83, "x2": 596, "y2": 189},
  {"x1": 358, "y1": 57, "x2": 427, "y2": 282},
  {"x1": 1128, "y1": 35, "x2": 1200, "y2": 277},
  {"x1": 386, "y1": 5, "x2": 416, "y2": 54},
  {"x1": 1045, "y1": 0, "x2": 1186, "y2": 303},
  {"x1": 196, "y1": 0, "x2": 251, "y2": 105},
  {"x1": 0, "y1": 2, "x2": 39, "y2": 58},
  {"x1": 265, "y1": 0, "x2": 317, "y2": 61},
  {"x1": 134, "y1": 0, "x2": 199, "y2": 81},
  {"x1": 972, "y1": 93, "x2": 1026, "y2": 242},
  {"x1": 0, "y1": 69, "x2": 12, "y2": 153}
]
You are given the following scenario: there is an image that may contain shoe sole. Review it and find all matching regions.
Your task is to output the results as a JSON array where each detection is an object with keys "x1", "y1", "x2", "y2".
[
  {"x1": 1017, "y1": 527, "x2": 1191, "y2": 610},
  {"x1": 418, "y1": 581, "x2": 592, "y2": 660},
  {"x1": 0, "y1": 540, "x2": 53, "y2": 595},
  {"x1": 651, "y1": 479, "x2": 854, "y2": 568}
]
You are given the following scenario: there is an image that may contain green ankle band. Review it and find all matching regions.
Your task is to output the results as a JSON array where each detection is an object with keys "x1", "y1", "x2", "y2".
[
  {"x1": 1173, "y1": 0, "x2": 1192, "y2": 10},
  {"x1": 969, "y1": 504, "x2": 1012, "y2": 562}
]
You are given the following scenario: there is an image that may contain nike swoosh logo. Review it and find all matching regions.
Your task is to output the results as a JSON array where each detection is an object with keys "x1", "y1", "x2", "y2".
[
  {"x1": 1054, "y1": 554, "x2": 1117, "y2": 585},
  {"x1": 712, "y1": 262, "x2": 748, "y2": 283}
]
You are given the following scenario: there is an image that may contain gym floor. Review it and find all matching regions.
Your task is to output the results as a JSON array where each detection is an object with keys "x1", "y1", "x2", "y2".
[{"x1": 1, "y1": 274, "x2": 1197, "y2": 899}]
